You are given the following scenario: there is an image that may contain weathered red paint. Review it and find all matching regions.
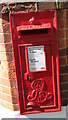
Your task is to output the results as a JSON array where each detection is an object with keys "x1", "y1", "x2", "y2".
[{"x1": 9, "y1": 10, "x2": 61, "y2": 115}]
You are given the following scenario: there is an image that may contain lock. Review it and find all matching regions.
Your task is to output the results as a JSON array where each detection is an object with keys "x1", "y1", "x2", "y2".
[
  {"x1": 24, "y1": 73, "x2": 33, "y2": 81},
  {"x1": 27, "y1": 75, "x2": 29, "y2": 80}
]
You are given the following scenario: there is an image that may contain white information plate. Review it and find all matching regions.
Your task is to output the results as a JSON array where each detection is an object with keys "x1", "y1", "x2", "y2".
[{"x1": 27, "y1": 45, "x2": 46, "y2": 72}]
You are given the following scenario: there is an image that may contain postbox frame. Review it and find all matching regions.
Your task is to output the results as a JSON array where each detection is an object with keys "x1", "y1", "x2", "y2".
[{"x1": 9, "y1": 10, "x2": 61, "y2": 115}]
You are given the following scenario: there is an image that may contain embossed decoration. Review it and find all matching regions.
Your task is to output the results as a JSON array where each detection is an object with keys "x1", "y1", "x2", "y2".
[{"x1": 27, "y1": 79, "x2": 52, "y2": 103}]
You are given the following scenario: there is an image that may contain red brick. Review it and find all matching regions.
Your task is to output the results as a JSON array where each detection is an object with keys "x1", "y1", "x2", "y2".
[
  {"x1": 2, "y1": 23, "x2": 10, "y2": 33},
  {"x1": 60, "y1": 82, "x2": 68, "y2": 91},
  {"x1": 0, "y1": 43, "x2": 6, "y2": 52},
  {"x1": 58, "y1": 39, "x2": 66, "y2": 48},
  {"x1": 0, "y1": 13, "x2": 9, "y2": 24},
  {"x1": 58, "y1": 29, "x2": 68, "y2": 39},
  {"x1": 2, "y1": 13, "x2": 9, "y2": 24},
  {"x1": 0, "y1": 86, "x2": 2, "y2": 92},
  {"x1": 0, "y1": 92, "x2": 18, "y2": 104},
  {"x1": 59, "y1": 48, "x2": 66, "y2": 57},
  {"x1": 1, "y1": 100, "x2": 19, "y2": 110},
  {"x1": 57, "y1": 9, "x2": 68, "y2": 20},
  {"x1": 0, "y1": 69, "x2": 9, "y2": 78},
  {"x1": 10, "y1": 79, "x2": 17, "y2": 88},
  {"x1": 13, "y1": 104, "x2": 19, "y2": 111},
  {"x1": 59, "y1": 57, "x2": 66, "y2": 65},
  {"x1": 0, "y1": 68, "x2": 16, "y2": 79},
  {"x1": 58, "y1": 19, "x2": 68, "y2": 29},
  {"x1": 0, "y1": 78, "x2": 17, "y2": 88},
  {"x1": 11, "y1": 87, "x2": 18, "y2": 96},
  {"x1": 0, "y1": 60, "x2": 15, "y2": 70},
  {"x1": 0, "y1": 78, "x2": 2, "y2": 85},
  {"x1": 0, "y1": 92, "x2": 12, "y2": 103},
  {"x1": 0, "y1": 34, "x2": 4, "y2": 43},
  {"x1": 61, "y1": 98, "x2": 68, "y2": 106},
  {"x1": 9, "y1": 70, "x2": 16, "y2": 79},
  {"x1": 38, "y1": 2, "x2": 56, "y2": 10},
  {"x1": 0, "y1": 13, "x2": 2, "y2": 24},
  {"x1": 1, "y1": 85, "x2": 12, "y2": 95},
  {"x1": 60, "y1": 65, "x2": 68, "y2": 74},
  {"x1": 4, "y1": 33, "x2": 11, "y2": 42},
  {"x1": 0, "y1": 78, "x2": 10, "y2": 87},
  {"x1": 60, "y1": 74, "x2": 68, "y2": 83},
  {"x1": 0, "y1": 92, "x2": 2, "y2": 99},
  {"x1": 1, "y1": 100, "x2": 14, "y2": 110},
  {"x1": 1, "y1": 85, "x2": 18, "y2": 96},
  {"x1": 0, "y1": 61, "x2": 9, "y2": 70},
  {"x1": 12, "y1": 96, "x2": 18, "y2": 104},
  {"x1": 66, "y1": 47, "x2": 68, "y2": 55},
  {"x1": 0, "y1": 23, "x2": 10, "y2": 33},
  {"x1": 8, "y1": 61, "x2": 15, "y2": 70},
  {"x1": 6, "y1": 52, "x2": 13, "y2": 61},
  {"x1": 66, "y1": 38, "x2": 68, "y2": 47},
  {"x1": 0, "y1": 24, "x2": 3, "y2": 32},
  {"x1": 67, "y1": 56, "x2": 68, "y2": 64},
  {"x1": 61, "y1": 91, "x2": 68, "y2": 98},
  {"x1": 0, "y1": 33, "x2": 11, "y2": 43},
  {"x1": 0, "y1": 52, "x2": 7, "y2": 60},
  {"x1": 0, "y1": 52, "x2": 13, "y2": 61},
  {"x1": 0, "y1": 43, "x2": 12, "y2": 52}
]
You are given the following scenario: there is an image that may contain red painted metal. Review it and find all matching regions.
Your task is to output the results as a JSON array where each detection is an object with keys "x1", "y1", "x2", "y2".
[
  {"x1": 9, "y1": 10, "x2": 61, "y2": 115},
  {"x1": 17, "y1": 23, "x2": 51, "y2": 31}
]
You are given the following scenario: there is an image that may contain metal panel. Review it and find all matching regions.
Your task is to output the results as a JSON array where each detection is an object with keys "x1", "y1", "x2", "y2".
[{"x1": 9, "y1": 10, "x2": 61, "y2": 115}]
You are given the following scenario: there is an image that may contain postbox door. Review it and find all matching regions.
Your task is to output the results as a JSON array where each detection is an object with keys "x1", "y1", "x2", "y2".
[
  {"x1": 9, "y1": 10, "x2": 61, "y2": 114},
  {"x1": 18, "y1": 43, "x2": 56, "y2": 111}
]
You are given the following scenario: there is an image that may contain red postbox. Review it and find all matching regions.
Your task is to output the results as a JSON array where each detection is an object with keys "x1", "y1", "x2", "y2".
[{"x1": 9, "y1": 10, "x2": 61, "y2": 115}]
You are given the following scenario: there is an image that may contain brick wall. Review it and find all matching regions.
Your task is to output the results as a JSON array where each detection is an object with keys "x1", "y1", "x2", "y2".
[
  {"x1": 0, "y1": 12, "x2": 19, "y2": 110},
  {"x1": 57, "y1": 9, "x2": 68, "y2": 105},
  {"x1": 0, "y1": 2, "x2": 68, "y2": 111}
]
